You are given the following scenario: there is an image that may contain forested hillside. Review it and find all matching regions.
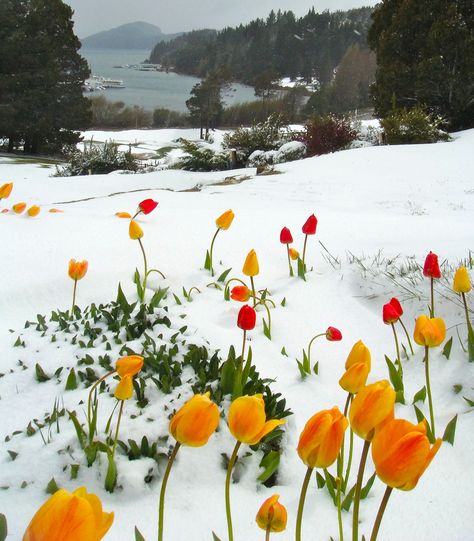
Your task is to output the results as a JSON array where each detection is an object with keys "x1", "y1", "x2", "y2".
[{"x1": 149, "y1": 7, "x2": 373, "y2": 85}]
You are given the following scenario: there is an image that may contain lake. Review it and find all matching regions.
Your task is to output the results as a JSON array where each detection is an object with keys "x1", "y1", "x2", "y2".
[{"x1": 81, "y1": 49, "x2": 257, "y2": 112}]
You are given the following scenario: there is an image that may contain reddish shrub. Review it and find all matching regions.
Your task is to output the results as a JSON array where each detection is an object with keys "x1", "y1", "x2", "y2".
[{"x1": 299, "y1": 115, "x2": 357, "y2": 157}]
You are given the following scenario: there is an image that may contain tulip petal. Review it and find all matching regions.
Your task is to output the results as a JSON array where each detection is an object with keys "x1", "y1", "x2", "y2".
[
  {"x1": 228, "y1": 394, "x2": 266, "y2": 443},
  {"x1": 247, "y1": 418, "x2": 285, "y2": 445}
]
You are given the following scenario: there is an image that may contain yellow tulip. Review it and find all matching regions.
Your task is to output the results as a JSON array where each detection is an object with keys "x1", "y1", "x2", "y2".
[
  {"x1": 13, "y1": 202, "x2": 26, "y2": 214},
  {"x1": 297, "y1": 407, "x2": 348, "y2": 468},
  {"x1": 242, "y1": 249, "x2": 259, "y2": 277},
  {"x1": 27, "y1": 205, "x2": 40, "y2": 217},
  {"x1": 129, "y1": 220, "x2": 143, "y2": 240},
  {"x1": 169, "y1": 392, "x2": 220, "y2": 447},
  {"x1": 114, "y1": 375, "x2": 133, "y2": 400},
  {"x1": 49, "y1": 208, "x2": 63, "y2": 213},
  {"x1": 413, "y1": 315, "x2": 446, "y2": 347},
  {"x1": 215, "y1": 209, "x2": 234, "y2": 230},
  {"x1": 289, "y1": 247, "x2": 299, "y2": 261},
  {"x1": 349, "y1": 380, "x2": 395, "y2": 441},
  {"x1": 453, "y1": 266, "x2": 471, "y2": 293},
  {"x1": 228, "y1": 394, "x2": 285, "y2": 445},
  {"x1": 115, "y1": 212, "x2": 131, "y2": 219},
  {"x1": 372, "y1": 418, "x2": 442, "y2": 491},
  {"x1": 256, "y1": 494, "x2": 287, "y2": 533},
  {"x1": 23, "y1": 486, "x2": 114, "y2": 541},
  {"x1": 339, "y1": 340, "x2": 371, "y2": 394},
  {"x1": 68, "y1": 259, "x2": 88, "y2": 281},
  {"x1": 116, "y1": 355, "x2": 143, "y2": 377},
  {"x1": 0, "y1": 182, "x2": 13, "y2": 199}
]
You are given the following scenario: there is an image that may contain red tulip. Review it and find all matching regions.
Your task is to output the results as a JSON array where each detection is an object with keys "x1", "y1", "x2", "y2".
[
  {"x1": 326, "y1": 326, "x2": 342, "y2": 341},
  {"x1": 389, "y1": 297, "x2": 403, "y2": 317},
  {"x1": 383, "y1": 302, "x2": 400, "y2": 324},
  {"x1": 423, "y1": 251, "x2": 441, "y2": 279},
  {"x1": 138, "y1": 198, "x2": 159, "y2": 215},
  {"x1": 237, "y1": 305, "x2": 256, "y2": 331},
  {"x1": 231, "y1": 285, "x2": 251, "y2": 302},
  {"x1": 302, "y1": 214, "x2": 317, "y2": 235},
  {"x1": 280, "y1": 227, "x2": 293, "y2": 244}
]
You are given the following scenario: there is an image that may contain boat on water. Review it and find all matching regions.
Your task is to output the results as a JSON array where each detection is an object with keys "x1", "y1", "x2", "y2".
[{"x1": 83, "y1": 75, "x2": 126, "y2": 91}]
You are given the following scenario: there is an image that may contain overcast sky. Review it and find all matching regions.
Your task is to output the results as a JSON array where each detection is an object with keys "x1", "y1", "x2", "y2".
[{"x1": 65, "y1": 0, "x2": 379, "y2": 38}]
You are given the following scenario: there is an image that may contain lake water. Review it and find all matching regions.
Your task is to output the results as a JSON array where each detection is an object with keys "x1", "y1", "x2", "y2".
[{"x1": 81, "y1": 49, "x2": 256, "y2": 112}]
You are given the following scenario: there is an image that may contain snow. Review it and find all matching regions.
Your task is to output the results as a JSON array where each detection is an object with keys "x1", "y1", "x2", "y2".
[{"x1": 1, "y1": 128, "x2": 474, "y2": 540}]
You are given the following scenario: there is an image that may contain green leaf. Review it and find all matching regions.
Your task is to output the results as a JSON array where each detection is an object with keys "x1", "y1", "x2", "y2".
[
  {"x1": 296, "y1": 360, "x2": 308, "y2": 380},
  {"x1": 35, "y1": 363, "x2": 50, "y2": 382},
  {"x1": 217, "y1": 268, "x2": 232, "y2": 283},
  {"x1": 204, "y1": 249, "x2": 211, "y2": 271},
  {"x1": 70, "y1": 464, "x2": 80, "y2": 480},
  {"x1": 7, "y1": 451, "x2": 18, "y2": 461},
  {"x1": 342, "y1": 484, "x2": 356, "y2": 511},
  {"x1": 361, "y1": 472, "x2": 376, "y2": 499},
  {"x1": 313, "y1": 361, "x2": 319, "y2": 375},
  {"x1": 172, "y1": 293, "x2": 182, "y2": 305},
  {"x1": 135, "y1": 526, "x2": 146, "y2": 541},
  {"x1": 412, "y1": 386, "x2": 426, "y2": 404},
  {"x1": 0, "y1": 513, "x2": 7, "y2": 541},
  {"x1": 149, "y1": 288, "x2": 168, "y2": 310},
  {"x1": 302, "y1": 349, "x2": 310, "y2": 374},
  {"x1": 224, "y1": 284, "x2": 230, "y2": 301},
  {"x1": 323, "y1": 469, "x2": 337, "y2": 505},
  {"x1": 316, "y1": 471, "x2": 326, "y2": 489},
  {"x1": 281, "y1": 297, "x2": 286, "y2": 307},
  {"x1": 297, "y1": 257, "x2": 306, "y2": 281},
  {"x1": 65, "y1": 368, "x2": 78, "y2": 390},
  {"x1": 46, "y1": 477, "x2": 59, "y2": 495},
  {"x1": 104, "y1": 453, "x2": 117, "y2": 493},
  {"x1": 212, "y1": 533, "x2": 223, "y2": 541},
  {"x1": 413, "y1": 406, "x2": 435, "y2": 443},
  {"x1": 133, "y1": 269, "x2": 144, "y2": 301},
  {"x1": 384, "y1": 356, "x2": 403, "y2": 392},
  {"x1": 257, "y1": 450, "x2": 280, "y2": 483},
  {"x1": 468, "y1": 322, "x2": 474, "y2": 362},
  {"x1": 67, "y1": 410, "x2": 86, "y2": 449},
  {"x1": 442, "y1": 414, "x2": 458, "y2": 445},
  {"x1": 262, "y1": 317, "x2": 271, "y2": 340},
  {"x1": 442, "y1": 336, "x2": 453, "y2": 359},
  {"x1": 116, "y1": 283, "x2": 131, "y2": 313},
  {"x1": 463, "y1": 396, "x2": 474, "y2": 407}
]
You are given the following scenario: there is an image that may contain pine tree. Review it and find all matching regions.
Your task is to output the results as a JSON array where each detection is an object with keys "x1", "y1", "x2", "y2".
[{"x1": 0, "y1": 0, "x2": 91, "y2": 154}]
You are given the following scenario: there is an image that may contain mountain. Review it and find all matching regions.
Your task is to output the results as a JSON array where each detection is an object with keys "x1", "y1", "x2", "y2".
[{"x1": 81, "y1": 21, "x2": 181, "y2": 50}]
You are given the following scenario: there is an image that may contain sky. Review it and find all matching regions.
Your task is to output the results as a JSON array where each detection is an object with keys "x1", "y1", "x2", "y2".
[{"x1": 65, "y1": 0, "x2": 379, "y2": 38}]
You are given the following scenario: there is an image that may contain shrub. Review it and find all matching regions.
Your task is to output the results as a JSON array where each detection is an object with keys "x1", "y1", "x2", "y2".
[
  {"x1": 380, "y1": 106, "x2": 450, "y2": 145},
  {"x1": 298, "y1": 115, "x2": 357, "y2": 157},
  {"x1": 55, "y1": 141, "x2": 139, "y2": 176},
  {"x1": 152, "y1": 108, "x2": 190, "y2": 128},
  {"x1": 274, "y1": 141, "x2": 306, "y2": 163},
  {"x1": 89, "y1": 95, "x2": 152, "y2": 129},
  {"x1": 175, "y1": 139, "x2": 230, "y2": 171}
]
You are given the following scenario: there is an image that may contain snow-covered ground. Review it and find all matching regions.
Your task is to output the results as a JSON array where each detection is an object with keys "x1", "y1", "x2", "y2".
[{"x1": 1, "y1": 128, "x2": 474, "y2": 540}]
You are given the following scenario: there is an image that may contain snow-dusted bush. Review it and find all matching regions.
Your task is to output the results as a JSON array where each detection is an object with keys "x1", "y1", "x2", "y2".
[
  {"x1": 274, "y1": 141, "x2": 306, "y2": 163},
  {"x1": 381, "y1": 107, "x2": 450, "y2": 145},
  {"x1": 297, "y1": 115, "x2": 358, "y2": 157},
  {"x1": 174, "y1": 139, "x2": 229, "y2": 172}
]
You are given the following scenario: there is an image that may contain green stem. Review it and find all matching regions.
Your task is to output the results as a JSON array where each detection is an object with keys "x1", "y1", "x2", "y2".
[
  {"x1": 265, "y1": 528, "x2": 271, "y2": 541},
  {"x1": 430, "y1": 277, "x2": 435, "y2": 317},
  {"x1": 146, "y1": 268, "x2": 166, "y2": 280},
  {"x1": 87, "y1": 370, "x2": 116, "y2": 442},
  {"x1": 390, "y1": 323, "x2": 402, "y2": 377},
  {"x1": 343, "y1": 428, "x2": 354, "y2": 493},
  {"x1": 255, "y1": 299, "x2": 272, "y2": 337},
  {"x1": 338, "y1": 393, "x2": 352, "y2": 493},
  {"x1": 369, "y1": 486, "x2": 393, "y2": 541},
  {"x1": 71, "y1": 279, "x2": 78, "y2": 317},
  {"x1": 424, "y1": 346, "x2": 435, "y2": 436},
  {"x1": 138, "y1": 238, "x2": 148, "y2": 302},
  {"x1": 209, "y1": 228, "x2": 220, "y2": 277},
  {"x1": 111, "y1": 400, "x2": 124, "y2": 460},
  {"x1": 337, "y1": 476, "x2": 344, "y2": 541},
  {"x1": 295, "y1": 467, "x2": 313, "y2": 541},
  {"x1": 462, "y1": 292, "x2": 473, "y2": 331},
  {"x1": 250, "y1": 276, "x2": 257, "y2": 307},
  {"x1": 352, "y1": 439, "x2": 371, "y2": 541},
  {"x1": 225, "y1": 441, "x2": 242, "y2": 541},
  {"x1": 286, "y1": 245, "x2": 294, "y2": 277},
  {"x1": 132, "y1": 210, "x2": 142, "y2": 220},
  {"x1": 307, "y1": 333, "x2": 325, "y2": 369},
  {"x1": 302, "y1": 234, "x2": 309, "y2": 267},
  {"x1": 240, "y1": 330, "x2": 247, "y2": 371},
  {"x1": 158, "y1": 442, "x2": 181, "y2": 541},
  {"x1": 398, "y1": 317, "x2": 414, "y2": 355}
]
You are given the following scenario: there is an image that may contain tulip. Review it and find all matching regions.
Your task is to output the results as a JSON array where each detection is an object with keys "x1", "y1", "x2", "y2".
[
  {"x1": 204, "y1": 209, "x2": 234, "y2": 276},
  {"x1": 115, "y1": 211, "x2": 131, "y2": 218},
  {"x1": 423, "y1": 251, "x2": 441, "y2": 316},
  {"x1": 27, "y1": 205, "x2": 40, "y2": 217},
  {"x1": 68, "y1": 259, "x2": 88, "y2": 316},
  {"x1": 326, "y1": 326, "x2": 342, "y2": 341},
  {"x1": 13, "y1": 202, "x2": 26, "y2": 214},
  {"x1": 256, "y1": 494, "x2": 287, "y2": 537},
  {"x1": 388, "y1": 297, "x2": 403, "y2": 316},
  {"x1": 0, "y1": 182, "x2": 13, "y2": 199},
  {"x1": 300, "y1": 327, "x2": 342, "y2": 378},
  {"x1": 383, "y1": 300, "x2": 404, "y2": 378},
  {"x1": 382, "y1": 302, "x2": 399, "y2": 324},
  {"x1": 453, "y1": 267, "x2": 474, "y2": 362},
  {"x1": 296, "y1": 407, "x2": 347, "y2": 541},
  {"x1": 289, "y1": 247, "x2": 299, "y2": 260},
  {"x1": 280, "y1": 227, "x2": 294, "y2": 276},
  {"x1": 339, "y1": 340, "x2": 371, "y2": 394},
  {"x1": 129, "y1": 220, "x2": 143, "y2": 240},
  {"x1": 48, "y1": 208, "x2": 63, "y2": 213},
  {"x1": 23, "y1": 486, "x2": 113, "y2": 541},
  {"x1": 242, "y1": 249, "x2": 259, "y2": 302},
  {"x1": 230, "y1": 285, "x2": 251, "y2": 302},
  {"x1": 114, "y1": 374, "x2": 133, "y2": 400},
  {"x1": 160, "y1": 393, "x2": 219, "y2": 541},
  {"x1": 226, "y1": 395, "x2": 285, "y2": 541},
  {"x1": 301, "y1": 214, "x2": 317, "y2": 269},
  {"x1": 116, "y1": 355, "x2": 144, "y2": 377},
  {"x1": 237, "y1": 304, "x2": 256, "y2": 331},
  {"x1": 369, "y1": 419, "x2": 442, "y2": 541},
  {"x1": 216, "y1": 209, "x2": 234, "y2": 230},
  {"x1": 138, "y1": 198, "x2": 158, "y2": 215}
]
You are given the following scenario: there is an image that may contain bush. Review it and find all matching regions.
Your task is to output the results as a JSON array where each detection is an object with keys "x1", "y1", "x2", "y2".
[
  {"x1": 298, "y1": 115, "x2": 357, "y2": 157},
  {"x1": 152, "y1": 108, "x2": 191, "y2": 128},
  {"x1": 380, "y1": 106, "x2": 450, "y2": 145},
  {"x1": 175, "y1": 139, "x2": 230, "y2": 171},
  {"x1": 55, "y1": 141, "x2": 140, "y2": 176},
  {"x1": 88, "y1": 96, "x2": 152, "y2": 129},
  {"x1": 247, "y1": 141, "x2": 306, "y2": 168}
]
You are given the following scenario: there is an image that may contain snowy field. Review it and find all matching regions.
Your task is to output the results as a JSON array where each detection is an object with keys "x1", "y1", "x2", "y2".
[{"x1": 1, "y1": 128, "x2": 474, "y2": 540}]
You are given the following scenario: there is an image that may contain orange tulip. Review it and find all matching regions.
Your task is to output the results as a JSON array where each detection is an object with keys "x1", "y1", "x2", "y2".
[
  {"x1": 116, "y1": 355, "x2": 143, "y2": 377},
  {"x1": 13, "y1": 202, "x2": 26, "y2": 214},
  {"x1": 27, "y1": 205, "x2": 40, "y2": 217},
  {"x1": 49, "y1": 208, "x2": 63, "y2": 213},
  {"x1": 228, "y1": 394, "x2": 285, "y2": 445},
  {"x1": 68, "y1": 259, "x2": 88, "y2": 281},
  {"x1": 23, "y1": 486, "x2": 113, "y2": 541},
  {"x1": 297, "y1": 407, "x2": 348, "y2": 468},
  {"x1": 115, "y1": 211, "x2": 131, "y2": 219},
  {"x1": 349, "y1": 380, "x2": 395, "y2": 441},
  {"x1": 372, "y1": 418, "x2": 442, "y2": 491},
  {"x1": 242, "y1": 249, "x2": 259, "y2": 277},
  {"x1": 339, "y1": 340, "x2": 371, "y2": 394},
  {"x1": 216, "y1": 209, "x2": 234, "y2": 230},
  {"x1": 413, "y1": 315, "x2": 446, "y2": 347},
  {"x1": 129, "y1": 220, "x2": 143, "y2": 240},
  {"x1": 0, "y1": 182, "x2": 13, "y2": 199},
  {"x1": 169, "y1": 392, "x2": 219, "y2": 447},
  {"x1": 289, "y1": 247, "x2": 299, "y2": 261},
  {"x1": 256, "y1": 494, "x2": 287, "y2": 533},
  {"x1": 114, "y1": 374, "x2": 133, "y2": 400}
]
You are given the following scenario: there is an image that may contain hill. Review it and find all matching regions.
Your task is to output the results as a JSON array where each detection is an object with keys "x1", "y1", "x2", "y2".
[{"x1": 81, "y1": 21, "x2": 181, "y2": 50}]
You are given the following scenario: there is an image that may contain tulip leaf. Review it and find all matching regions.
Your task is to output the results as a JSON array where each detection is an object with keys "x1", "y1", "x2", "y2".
[
  {"x1": 442, "y1": 414, "x2": 458, "y2": 445},
  {"x1": 133, "y1": 269, "x2": 144, "y2": 302},
  {"x1": 323, "y1": 469, "x2": 337, "y2": 505},
  {"x1": 257, "y1": 450, "x2": 280, "y2": 483},
  {"x1": 262, "y1": 317, "x2": 271, "y2": 340},
  {"x1": 116, "y1": 283, "x2": 131, "y2": 313},
  {"x1": 0, "y1": 513, "x2": 7, "y2": 541},
  {"x1": 463, "y1": 396, "x2": 474, "y2": 407},
  {"x1": 149, "y1": 288, "x2": 169, "y2": 310},
  {"x1": 204, "y1": 250, "x2": 211, "y2": 271},
  {"x1": 412, "y1": 386, "x2": 427, "y2": 404},
  {"x1": 467, "y1": 323, "x2": 474, "y2": 362},
  {"x1": 65, "y1": 368, "x2": 78, "y2": 390},
  {"x1": 442, "y1": 336, "x2": 453, "y2": 360},
  {"x1": 296, "y1": 360, "x2": 308, "y2": 380},
  {"x1": 67, "y1": 410, "x2": 86, "y2": 449},
  {"x1": 220, "y1": 359, "x2": 235, "y2": 395},
  {"x1": 297, "y1": 257, "x2": 306, "y2": 281},
  {"x1": 35, "y1": 363, "x2": 50, "y2": 382},
  {"x1": 313, "y1": 361, "x2": 319, "y2": 375},
  {"x1": 384, "y1": 356, "x2": 405, "y2": 403},
  {"x1": 281, "y1": 347, "x2": 288, "y2": 357},
  {"x1": 217, "y1": 267, "x2": 232, "y2": 283},
  {"x1": 105, "y1": 453, "x2": 117, "y2": 493},
  {"x1": 224, "y1": 284, "x2": 230, "y2": 301},
  {"x1": 281, "y1": 297, "x2": 286, "y2": 307},
  {"x1": 212, "y1": 532, "x2": 223, "y2": 541},
  {"x1": 413, "y1": 406, "x2": 435, "y2": 444},
  {"x1": 70, "y1": 464, "x2": 80, "y2": 480},
  {"x1": 46, "y1": 477, "x2": 59, "y2": 495},
  {"x1": 316, "y1": 471, "x2": 326, "y2": 489},
  {"x1": 361, "y1": 472, "x2": 376, "y2": 499},
  {"x1": 172, "y1": 293, "x2": 182, "y2": 305},
  {"x1": 342, "y1": 484, "x2": 355, "y2": 511},
  {"x1": 135, "y1": 527, "x2": 146, "y2": 541}
]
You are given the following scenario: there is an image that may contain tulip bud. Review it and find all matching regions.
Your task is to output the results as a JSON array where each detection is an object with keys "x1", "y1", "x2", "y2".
[
  {"x1": 23, "y1": 487, "x2": 114, "y2": 541},
  {"x1": 297, "y1": 407, "x2": 348, "y2": 468},
  {"x1": 349, "y1": 380, "x2": 395, "y2": 441},
  {"x1": 230, "y1": 285, "x2": 251, "y2": 302},
  {"x1": 413, "y1": 315, "x2": 446, "y2": 347},
  {"x1": 114, "y1": 374, "x2": 133, "y2": 400},
  {"x1": 12, "y1": 202, "x2": 26, "y2": 214},
  {"x1": 256, "y1": 494, "x2": 287, "y2": 533},
  {"x1": 169, "y1": 392, "x2": 220, "y2": 447},
  {"x1": 326, "y1": 326, "x2": 342, "y2": 341},
  {"x1": 129, "y1": 220, "x2": 144, "y2": 240},
  {"x1": 339, "y1": 340, "x2": 371, "y2": 394},
  {"x1": 115, "y1": 211, "x2": 131, "y2": 218},
  {"x1": 138, "y1": 198, "x2": 158, "y2": 215},
  {"x1": 382, "y1": 302, "x2": 400, "y2": 324},
  {"x1": 228, "y1": 394, "x2": 285, "y2": 445},
  {"x1": 237, "y1": 304, "x2": 256, "y2": 331},
  {"x1": 423, "y1": 251, "x2": 441, "y2": 279},
  {"x1": 372, "y1": 418, "x2": 442, "y2": 491},
  {"x1": 216, "y1": 209, "x2": 234, "y2": 230},
  {"x1": 289, "y1": 247, "x2": 299, "y2": 261},
  {"x1": 0, "y1": 182, "x2": 13, "y2": 199},
  {"x1": 68, "y1": 259, "x2": 88, "y2": 281},
  {"x1": 27, "y1": 205, "x2": 40, "y2": 217},
  {"x1": 453, "y1": 266, "x2": 471, "y2": 293},
  {"x1": 279, "y1": 227, "x2": 293, "y2": 244},
  {"x1": 116, "y1": 355, "x2": 144, "y2": 377},
  {"x1": 242, "y1": 249, "x2": 259, "y2": 276},
  {"x1": 302, "y1": 214, "x2": 317, "y2": 235}
]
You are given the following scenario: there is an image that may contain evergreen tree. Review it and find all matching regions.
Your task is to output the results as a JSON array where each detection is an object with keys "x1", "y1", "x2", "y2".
[
  {"x1": 369, "y1": 0, "x2": 474, "y2": 130},
  {"x1": 0, "y1": 0, "x2": 91, "y2": 154}
]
